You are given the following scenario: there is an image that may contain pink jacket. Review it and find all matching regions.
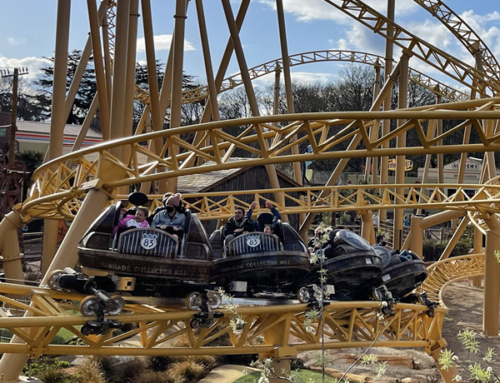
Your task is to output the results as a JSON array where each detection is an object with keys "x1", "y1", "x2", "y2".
[{"x1": 113, "y1": 214, "x2": 149, "y2": 235}]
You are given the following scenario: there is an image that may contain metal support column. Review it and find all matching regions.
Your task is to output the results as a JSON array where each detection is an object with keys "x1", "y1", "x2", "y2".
[
  {"x1": 0, "y1": 188, "x2": 112, "y2": 382},
  {"x1": 484, "y1": 229, "x2": 500, "y2": 336}
]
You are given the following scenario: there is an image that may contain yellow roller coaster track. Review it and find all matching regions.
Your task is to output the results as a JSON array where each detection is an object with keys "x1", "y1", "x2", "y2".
[
  {"x1": 17, "y1": 99, "x2": 500, "y2": 221},
  {"x1": 0, "y1": 280, "x2": 447, "y2": 359},
  {"x1": 1, "y1": 2, "x2": 498, "y2": 380},
  {"x1": 418, "y1": 254, "x2": 485, "y2": 304},
  {"x1": 21, "y1": 182, "x2": 500, "y2": 223},
  {"x1": 0, "y1": 252, "x2": 484, "y2": 360},
  {"x1": 413, "y1": 0, "x2": 500, "y2": 81},
  {"x1": 134, "y1": 50, "x2": 470, "y2": 106},
  {"x1": 131, "y1": 0, "x2": 492, "y2": 106},
  {"x1": 323, "y1": 0, "x2": 500, "y2": 96}
]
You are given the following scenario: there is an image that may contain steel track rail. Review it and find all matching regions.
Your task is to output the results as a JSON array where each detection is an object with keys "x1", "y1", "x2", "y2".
[
  {"x1": 16, "y1": 104, "x2": 500, "y2": 220},
  {"x1": 0, "y1": 281, "x2": 447, "y2": 359}
]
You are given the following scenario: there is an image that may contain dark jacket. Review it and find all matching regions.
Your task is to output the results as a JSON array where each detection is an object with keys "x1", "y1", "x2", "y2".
[{"x1": 224, "y1": 216, "x2": 255, "y2": 237}]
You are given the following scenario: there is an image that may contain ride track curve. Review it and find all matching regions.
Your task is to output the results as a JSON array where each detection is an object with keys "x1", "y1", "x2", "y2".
[
  {"x1": 134, "y1": 50, "x2": 471, "y2": 107},
  {"x1": 17, "y1": 97, "x2": 500, "y2": 221},
  {"x1": 0, "y1": 104, "x2": 495, "y2": 377},
  {"x1": 1, "y1": 1, "x2": 500, "y2": 381}
]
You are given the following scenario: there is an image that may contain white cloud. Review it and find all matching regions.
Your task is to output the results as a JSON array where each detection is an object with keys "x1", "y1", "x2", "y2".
[
  {"x1": 259, "y1": 0, "x2": 349, "y2": 23},
  {"x1": 342, "y1": 24, "x2": 386, "y2": 55},
  {"x1": 461, "y1": 10, "x2": 500, "y2": 26},
  {"x1": 7, "y1": 37, "x2": 27, "y2": 46},
  {"x1": 364, "y1": 0, "x2": 419, "y2": 17},
  {"x1": 252, "y1": 71, "x2": 334, "y2": 89},
  {"x1": 331, "y1": 38, "x2": 351, "y2": 51},
  {"x1": 291, "y1": 71, "x2": 334, "y2": 84},
  {"x1": 136, "y1": 34, "x2": 196, "y2": 53},
  {"x1": 260, "y1": 0, "x2": 418, "y2": 23},
  {"x1": 0, "y1": 56, "x2": 51, "y2": 82},
  {"x1": 405, "y1": 19, "x2": 453, "y2": 51},
  {"x1": 457, "y1": 10, "x2": 500, "y2": 63}
]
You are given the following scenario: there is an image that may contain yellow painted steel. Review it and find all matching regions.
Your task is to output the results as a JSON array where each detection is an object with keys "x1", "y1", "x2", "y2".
[
  {"x1": 15, "y1": 101, "x2": 500, "y2": 220},
  {"x1": 413, "y1": 0, "x2": 500, "y2": 81},
  {"x1": 3, "y1": 1, "x2": 500, "y2": 381},
  {"x1": 0, "y1": 254, "x2": 483, "y2": 360},
  {"x1": 0, "y1": 281, "x2": 447, "y2": 359},
  {"x1": 324, "y1": 0, "x2": 500, "y2": 96},
  {"x1": 418, "y1": 254, "x2": 485, "y2": 304},
  {"x1": 134, "y1": 50, "x2": 470, "y2": 106},
  {"x1": 18, "y1": 181, "x2": 500, "y2": 223}
]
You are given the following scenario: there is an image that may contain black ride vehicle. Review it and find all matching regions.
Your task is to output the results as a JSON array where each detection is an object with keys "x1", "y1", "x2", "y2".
[
  {"x1": 372, "y1": 245, "x2": 428, "y2": 299},
  {"x1": 209, "y1": 215, "x2": 311, "y2": 299},
  {"x1": 49, "y1": 194, "x2": 428, "y2": 315},
  {"x1": 50, "y1": 193, "x2": 220, "y2": 315},
  {"x1": 300, "y1": 229, "x2": 384, "y2": 302}
]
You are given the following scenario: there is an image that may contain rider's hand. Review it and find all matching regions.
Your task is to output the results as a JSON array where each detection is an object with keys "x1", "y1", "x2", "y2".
[
  {"x1": 265, "y1": 201, "x2": 273, "y2": 209},
  {"x1": 251, "y1": 201, "x2": 257, "y2": 210}
]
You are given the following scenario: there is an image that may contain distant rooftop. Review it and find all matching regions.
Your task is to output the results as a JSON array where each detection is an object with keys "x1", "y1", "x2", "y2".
[
  {"x1": 16, "y1": 120, "x2": 102, "y2": 139},
  {"x1": 178, "y1": 160, "x2": 246, "y2": 194},
  {"x1": 178, "y1": 159, "x2": 298, "y2": 194}
]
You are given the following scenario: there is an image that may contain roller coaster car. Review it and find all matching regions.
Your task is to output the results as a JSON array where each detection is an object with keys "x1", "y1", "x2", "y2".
[
  {"x1": 56, "y1": 193, "x2": 215, "y2": 300},
  {"x1": 209, "y1": 216, "x2": 310, "y2": 298},
  {"x1": 312, "y1": 230, "x2": 383, "y2": 301},
  {"x1": 373, "y1": 245, "x2": 428, "y2": 299}
]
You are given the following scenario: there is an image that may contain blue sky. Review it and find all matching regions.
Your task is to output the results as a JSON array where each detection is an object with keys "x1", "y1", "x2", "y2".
[{"x1": 1, "y1": 0, "x2": 499, "y2": 93}]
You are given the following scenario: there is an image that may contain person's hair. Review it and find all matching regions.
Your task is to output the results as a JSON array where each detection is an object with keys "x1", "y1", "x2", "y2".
[
  {"x1": 235, "y1": 207, "x2": 245, "y2": 215},
  {"x1": 137, "y1": 207, "x2": 149, "y2": 218}
]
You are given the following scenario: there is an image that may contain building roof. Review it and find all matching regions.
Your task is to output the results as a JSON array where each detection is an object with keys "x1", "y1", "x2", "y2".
[
  {"x1": 178, "y1": 167, "x2": 243, "y2": 194},
  {"x1": 16, "y1": 120, "x2": 102, "y2": 139},
  {"x1": 178, "y1": 160, "x2": 300, "y2": 194}
]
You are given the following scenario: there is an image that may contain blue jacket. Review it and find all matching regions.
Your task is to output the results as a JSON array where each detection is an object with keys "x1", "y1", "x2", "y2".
[
  {"x1": 151, "y1": 210, "x2": 186, "y2": 229},
  {"x1": 246, "y1": 206, "x2": 281, "y2": 231}
]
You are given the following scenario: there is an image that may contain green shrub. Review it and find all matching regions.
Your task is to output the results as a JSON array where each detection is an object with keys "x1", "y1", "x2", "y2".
[
  {"x1": 135, "y1": 370, "x2": 176, "y2": 383},
  {"x1": 33, "y1": 365, "x2": 71, "y2": 383},
  {"x1": 73, "y1": 358, "x2": 106, "y2": 383},
  {"x1": 167, "y1": 360, "x2": 205, "y2": 382},
  {"x1": 119, "y1": 358, "x2": 147, "y2": 383},
  {"x1": 149, "y1": 355, "x2": 177, "y2": 372},
  {"x1": 423, "y1": 236, "x2": 473, "y2": 261}
]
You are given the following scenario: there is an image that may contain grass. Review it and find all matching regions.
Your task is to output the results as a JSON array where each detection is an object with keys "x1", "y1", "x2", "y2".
[
  {"x1": 51, "y1": 327, "x2": 77, "y2": 344},
  {"x1": 234, "y1": 369, "x2": 340, "y2": 383}
]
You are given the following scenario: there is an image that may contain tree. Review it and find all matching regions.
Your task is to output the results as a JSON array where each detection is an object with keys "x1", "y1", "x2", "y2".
[
  {"x1": 33, "y1": 49, "x2": 96, "y2": 125},
  {"x1": 0, "y1": 76, "x2": 45, "y2": 121}
]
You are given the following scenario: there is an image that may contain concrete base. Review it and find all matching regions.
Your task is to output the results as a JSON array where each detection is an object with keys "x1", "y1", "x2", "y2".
[{"x1": 199, "y1": 365, "x2": 259, "y2": 383}]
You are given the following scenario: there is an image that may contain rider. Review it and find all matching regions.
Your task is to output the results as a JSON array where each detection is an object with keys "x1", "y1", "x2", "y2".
[
  {"x1": 223, "y1": 206, "x2": 255, "y2": 243},
  {"x1": 247, "y1": 200, "x2": 281, "y2": 231},
  {"x1": 308, "y1": 226, "x2": 325, "y2": 253},
  {"x1": 151, "y1": 193, "x2": 186, "y2": 240},
  {"x1": 114, "y1": 206, "x2": 150, "y2": 235}
]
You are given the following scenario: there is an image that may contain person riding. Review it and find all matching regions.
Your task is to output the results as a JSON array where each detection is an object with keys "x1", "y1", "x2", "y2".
[
  {"x1": 223, "y1": 206, "x2": 255, "y2": 244},
  {"x1": 151, "y1": 193, "x2": 186, "y2": 240},
  {"x1": 247, "y1": 200, "x2": 281, "y2": 231},
  {"x1": 308, "y1": 226, "x2": 325, "y2": 253},
  {"x1": 114, "y1": 206, "x2": 150, "y2": 234},
  {"x1": 263, "y1": 224, "x2": 274, "y2": 234}
]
